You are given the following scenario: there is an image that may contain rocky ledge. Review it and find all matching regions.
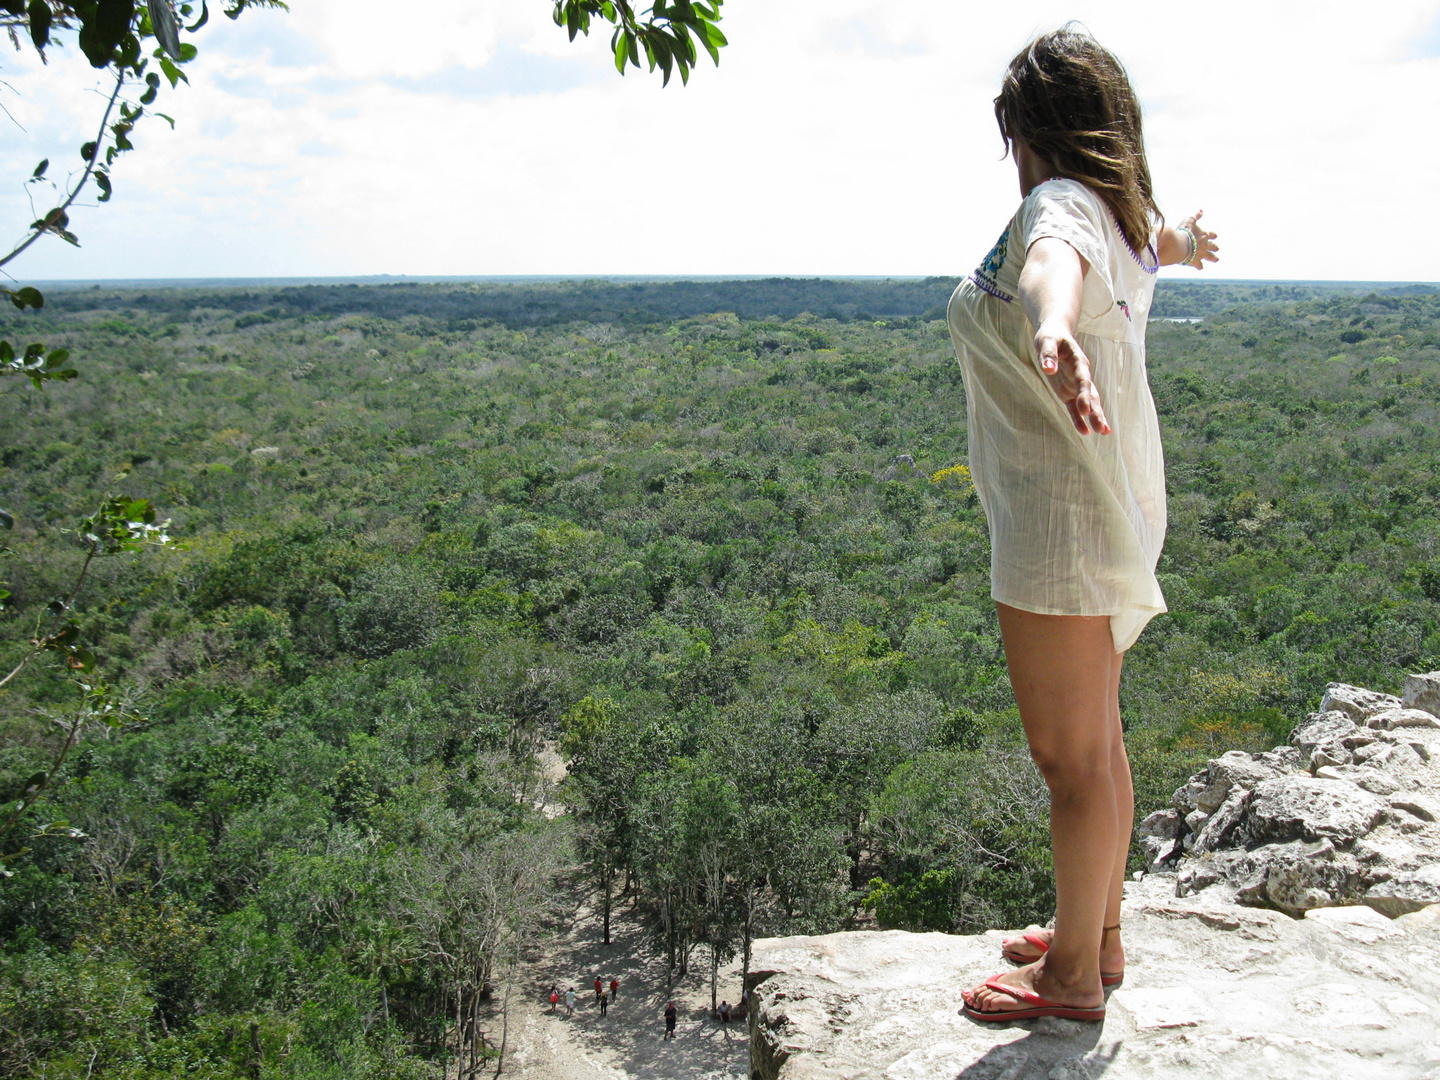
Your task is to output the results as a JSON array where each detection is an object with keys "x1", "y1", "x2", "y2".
[
  {"x1": 748, "y1": 895, "x2": 1440, "y2": 1079},
  {"x1": 1139, "y1": 672, "x2": 1440, "y2": 916},
  {"x1": 747, "y1": 674, "x2": 1440, "y2": 1079}
]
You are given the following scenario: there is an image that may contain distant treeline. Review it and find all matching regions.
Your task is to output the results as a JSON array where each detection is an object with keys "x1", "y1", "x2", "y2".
[{"x1": 34, "y1": 277, "x2": 1437, "y2": 330}]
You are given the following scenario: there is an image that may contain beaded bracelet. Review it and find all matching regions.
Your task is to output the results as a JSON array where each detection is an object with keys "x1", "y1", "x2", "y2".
[{"x1": 1180, "y1": 225, "x2": 1199, "y2": 267}]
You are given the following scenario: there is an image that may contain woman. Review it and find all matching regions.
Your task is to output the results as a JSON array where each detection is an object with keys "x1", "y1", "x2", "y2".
[{"x1": 948, "y1": 28, "x2": 1218, "y2": 1022}]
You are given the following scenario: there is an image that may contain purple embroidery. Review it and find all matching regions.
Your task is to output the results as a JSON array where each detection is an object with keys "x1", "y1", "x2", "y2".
[{"x1": 969, "y1": 273, "x2": 1015, "y2": 303}]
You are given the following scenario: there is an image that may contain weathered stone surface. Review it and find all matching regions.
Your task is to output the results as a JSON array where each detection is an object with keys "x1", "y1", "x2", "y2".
[
  {"x1": 1290, "y1": 710, "x2": 1358, "y2": 755},
  {"x1": 1401, "y1": 671, "x2": 1440, "y2": 717},
  {"x1": 1368, "y1": 707, "x2": 1440, "y2": 730},
  {"x1": 1230, "y1": 839, "x2": 1360, "y2": 914},
  {"x1": 1192, "y1": 750, "x2": 1285, "y2": 813},
  {"x1": 1160, "y1": 679, "x2": 1440, "y2": 917},
  {"x1": 1365, "y1": 863, "x2": 1440, "y2": 917},
  {"x1": 1314, "y1": 763, "x2": 1403, "y2": 795},
  {"x1": 1320, "y1": 682, "x2": 1402, "y2": 720},
  {"x1": 748, "y1": 885, "x2": 1440, "y2": 1080},
  {"x1": 1243, "y1": 775, "x2": 1387, "y2": 845},
  {"x1": 1389, "y1": 793, "x2": 1440, "y2": 823},
  {"x1": 1302, "y1": 903, "x2": 1406, "y2": 943},
  {"x1": 1136, "y1": 808, "x2": 1183, "y2": 869},
  {"x1": 1192, "y1": 786, "x2": 1249, "y2": 854}
]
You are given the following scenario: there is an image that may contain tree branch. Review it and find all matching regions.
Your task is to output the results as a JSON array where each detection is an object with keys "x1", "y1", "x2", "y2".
[{"x1": 0, "y1": 68, "x2": 125, "y2": 271}]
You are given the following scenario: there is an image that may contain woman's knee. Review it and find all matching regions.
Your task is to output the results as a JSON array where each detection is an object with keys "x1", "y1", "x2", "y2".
[{"x1": 1027, "y1": 741, "x2": 1113, "y2": 788}]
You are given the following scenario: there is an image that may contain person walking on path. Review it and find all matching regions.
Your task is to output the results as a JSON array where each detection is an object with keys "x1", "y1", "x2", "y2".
[
  {"x1": 564, "y1": 988, "x2": 576, "y2": 1017},
  {"x1": 947, "y1": 26, "x2": 1218, "y2": 1024},
  {"x1": 609, "y1": 976, "x2": 619, "y2": 1000},
  {"x1": 593, "y1": 976, "x2": 603, "y2": 1005},
  {"x1": 663, "y1": 1002, "x2": 677, "y2": 1039},
  {"x1": 548, "y1": 985, "x2": 558, "y2": 1012},
  {"x1": 599, "y1": 990, "x2": 609, "y2": 1017}
]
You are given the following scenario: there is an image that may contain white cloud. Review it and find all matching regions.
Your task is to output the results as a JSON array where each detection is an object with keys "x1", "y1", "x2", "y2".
[{"x1": 2, "y1": 0, "x2": 1437, "y2": 281}]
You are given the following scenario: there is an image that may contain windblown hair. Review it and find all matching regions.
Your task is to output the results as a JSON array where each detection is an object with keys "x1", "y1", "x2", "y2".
[{"x1": 994, "y1": 28, "x2": 1160, "y2": 255}]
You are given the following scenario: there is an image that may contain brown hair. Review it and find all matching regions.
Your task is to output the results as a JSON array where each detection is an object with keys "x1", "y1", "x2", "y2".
[{"x1": 994, "y1": 28, "x2": 1160, "y2": 255}]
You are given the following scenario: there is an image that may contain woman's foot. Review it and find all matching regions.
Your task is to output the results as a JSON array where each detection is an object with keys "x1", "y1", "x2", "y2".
[
  {"x1": 1000, "y1": 925, "x2": 1125, "y2": 984},
  {"x1": 960, "y1": 959, "x2": 1106, "y2": 1021}
]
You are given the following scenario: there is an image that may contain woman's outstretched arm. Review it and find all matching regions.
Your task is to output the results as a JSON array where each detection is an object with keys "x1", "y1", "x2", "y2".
[
  {"x1": 1157, "y1": 210, "x2": 1220, "y2": 268},
  {"x1": 1018, "y1": 238, "x2": 1111, "y2": 436}
]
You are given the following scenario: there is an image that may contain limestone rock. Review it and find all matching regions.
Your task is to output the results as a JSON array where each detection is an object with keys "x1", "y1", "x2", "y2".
[
  {"x1": 1191, "y1": 786, "x2": 1249, "y2": 854},
  {"x1": 1136, "y1": 808, "x2": 1183, "y2": 869},
  {"x1": 1368, "y1": 707, "x2": 1440, "y2": 730},
  {"x1": 1290, "y1": 710, "x2": 1357, "y2": 756},
  {"x1": 1401, "y1": 670, "x2": 1440, "y2": 717},
  {"x1": 1242, "y1": 775, "x2": 1387, "y2": 845},
  {"x1": 1230, "y1": 839, "x2": 1361, "y2": 914},
  {"x1": 1320, "y1": 682, "x2": 1401, "y2": 720},
  {"x1": 1195, "y1": 750, "x2": 1285, "y2": 812},
  {"x1": 748, "y1": 888, "x2": 1440, "y2": 1080},
  {"x1": 1314, "y1": 763, "x2": 1403, "y2": 795},
  {"x1": 1365, "y1": 863, "x2": 1440, "y2": 917}
]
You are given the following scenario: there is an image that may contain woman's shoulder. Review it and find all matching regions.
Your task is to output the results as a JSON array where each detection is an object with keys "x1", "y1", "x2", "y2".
[{"x1": 1022, "y1": 177, "x2": 1107, "y2": 215}]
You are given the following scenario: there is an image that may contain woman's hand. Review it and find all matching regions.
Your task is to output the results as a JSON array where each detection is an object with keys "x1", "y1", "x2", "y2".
[
  {"x1": 1035, "y1": 320, "x2": 1111, "y2": 435},
  {"x1": 1178, "y1": 210, "x2": 1219, "y2": 269}
]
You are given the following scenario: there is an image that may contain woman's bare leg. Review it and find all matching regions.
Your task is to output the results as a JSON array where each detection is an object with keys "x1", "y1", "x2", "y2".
[
  {"x1": 965, "y1": 605, "x2": 1123, "y2": 1013},
  {"x1": 1001, "y1": 653, "x2": 1130, "y2": 973}
]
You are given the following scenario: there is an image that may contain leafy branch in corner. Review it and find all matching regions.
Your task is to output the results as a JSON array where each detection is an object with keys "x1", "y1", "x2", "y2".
[
  {"x1": 552, "y1": 0, "x2": 726, "y2": 87},
  {"x1": 0, "y1": 0, "x2": 288, "y2": 380}
]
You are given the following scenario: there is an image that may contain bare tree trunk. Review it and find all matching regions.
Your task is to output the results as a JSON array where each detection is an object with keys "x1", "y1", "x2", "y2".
[
  {"x1": 454, "y1": 984, "x2": 465, "y2": 1080},
  {"x1": 602, "y1": 863, "x2": 612, "y2": 946},
  {"x1": 493, "y1": 941, "x2": 517, "y2": 1079},
  {"x1": 710, "y1": 942, "x2": 719, "y2": 1012},
  {"x1": 740, "y1": 898, "x2": 754, "y2": 1006},
  {"x1": 248, "y1": 1021, "x2": 261, "y2": 1080}
]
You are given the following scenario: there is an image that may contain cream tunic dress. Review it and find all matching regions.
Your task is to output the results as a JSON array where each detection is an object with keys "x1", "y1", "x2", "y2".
[{"x1": 946, "y1": 179, "x2": 1166, "y2": 652}]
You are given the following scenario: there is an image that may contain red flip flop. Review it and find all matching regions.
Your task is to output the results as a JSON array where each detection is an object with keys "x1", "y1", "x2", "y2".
[
  {"x1": 962, "y1": 977, "x2": 1107, "y2": 1024},
  {"x1": 1000, "y1": 930, "x2": 1050, "y2": 965},
  {"x1": 1001, "y1": 931, "x2": 1124, "y2": 987}
]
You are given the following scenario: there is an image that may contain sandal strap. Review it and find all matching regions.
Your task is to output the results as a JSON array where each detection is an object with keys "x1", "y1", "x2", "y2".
[{"x1": 983, "y1": 977, "x2": 1042, "y2": 1006}]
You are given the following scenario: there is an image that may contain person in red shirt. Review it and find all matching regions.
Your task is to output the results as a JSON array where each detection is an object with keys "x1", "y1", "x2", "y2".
[
  {"x1": 609, "y1": 977, "x2": 619, "y2": 1000},
  {"x1": 593, "y1": 976, "x2": 603, "y2": 1004}
]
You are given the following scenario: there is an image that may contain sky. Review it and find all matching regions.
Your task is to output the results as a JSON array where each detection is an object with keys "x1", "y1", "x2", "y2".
[{"x1": 2, "y1": 0, "x2": 1439, "y2": 282}]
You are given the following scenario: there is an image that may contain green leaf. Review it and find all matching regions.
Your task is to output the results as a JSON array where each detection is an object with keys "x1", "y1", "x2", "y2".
[
  {"x1": 148, "y1": 0, "x2": 183, "y2": 58},
  {"x1": 186, "y1": 0, "x2": 209, "y2": 31},
  {"x1": 81, "y1": 141, "x2": 98, "y2": 162},
  {"x1": 159, "y1": 56, "x2": 184, "y2": 87},
  {"x1": 22, "y1": 772, "x2": 46, "y2": 797},
  {"x1": 26, "y1": 0, "x2": 51, "y2": 51},
  {"x1": 8, "y1": 287, "x2": 44, "y2": 310},
  {"x1": 178, "y1": 41, "x2": 197, "y2": 61},
  {"x1": 95, "y1": 172, "x2": 113, "y2": 202},
  {"x1": 31, "y1": 158, "x2": 48, "y2": 179},
  {"x1": 154, "y1": 112, "x2": 176, "y2": 128}
]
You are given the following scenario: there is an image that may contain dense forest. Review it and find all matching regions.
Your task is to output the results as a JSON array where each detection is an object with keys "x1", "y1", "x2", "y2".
[{"x1": 2, "y1": 277, "x2": 1438, "y2": 1078}]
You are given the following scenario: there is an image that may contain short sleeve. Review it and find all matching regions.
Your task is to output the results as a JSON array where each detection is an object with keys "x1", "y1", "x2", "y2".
[{"x1": 1016, "y1": 180, "x2": 1116, "y2": 327}]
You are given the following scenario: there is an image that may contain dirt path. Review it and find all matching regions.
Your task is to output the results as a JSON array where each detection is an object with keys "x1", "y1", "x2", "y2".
[{"x1": 486, "y1": 884, "x2": 750, "y2": 1080}]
